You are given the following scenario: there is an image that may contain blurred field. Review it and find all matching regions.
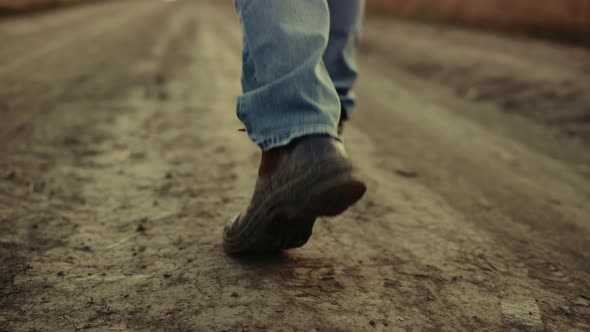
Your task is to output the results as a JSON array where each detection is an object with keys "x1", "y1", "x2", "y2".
[
  {"x1": 0, "y1": 0, "x2": 93, "y2": 12},
  {"x1": 3, "y1": 0, "x2": 590, "y2": 30},
  {"x1": 367, "y1": 0, "x2": 590, "y2": 29},
  {"x1": 366, "y1": 0, "x2": 590, "y2": 44},
  {"x1": 2, "y1": 0, "x2": 589, "y2": 34}
]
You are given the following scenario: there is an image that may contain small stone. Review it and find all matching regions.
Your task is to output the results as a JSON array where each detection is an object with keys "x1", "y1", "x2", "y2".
[
  {"x1": 499, "y1": 150, "x2": 517, "y2": 164},
  {"x1": 28, "y1": 182, "x2": 42, "y2": 194},
  {"x1": 577, "y1": 164, "x2": 590, "y2": 175},
  {"x1": 478, "y1": 197, "x2": 493, "y2": 210},
  {"x1": 574, "y1": 296, "x2": 590, "y2": 307},
  {"x1": 4, "y1": 171, "x2": 16, "y2": 180},
  {"x1": 501, "y1": 298, "x2": 543, "y2": 331},
  {"x1": 384, "y1": 279, "x2": 400, "y2": 288},
  {"x1": 155, "y1": 74, "x2": 166, "y2": 85},
  {"x1": 78, "y1": 245, "x2": 92, "y2": 252},
  {"x1": 465, "y1": 87, "x2": 479, "y2": 100},
  {"x1": 158, "y1": 91, "x2": 169, "y2": 100},
  {"x1": 129, "y1": 151, "x2": 146, "y2": 160},
  {"x1": 369, "y1": 320, "x2": 376, "y2": 327},
  {"x1": 395, "y1": 169, "x2": 418, "y2": 178},
  {"x1": 62, "y1": 136, "x2": 81, "y2": 146},
  {"x1": 163, "y1": 273, "x2": 172, "y2": 278}
]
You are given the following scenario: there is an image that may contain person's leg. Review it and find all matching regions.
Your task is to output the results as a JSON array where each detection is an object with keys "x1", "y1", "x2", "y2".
[
  {"x1": 324, "y1": 0, "x2": 365, "y2": 123},
  {"x1": 224, "y1": 0, "x2": 366, "y2": 254},
  {"x1": 234, "y1": 0, "x2": 340, "y2": 151}
]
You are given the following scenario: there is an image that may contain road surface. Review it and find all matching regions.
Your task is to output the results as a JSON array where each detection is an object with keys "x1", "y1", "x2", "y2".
[{"x1": 1, "y1": 0, "x2": 589, "y2": 331}]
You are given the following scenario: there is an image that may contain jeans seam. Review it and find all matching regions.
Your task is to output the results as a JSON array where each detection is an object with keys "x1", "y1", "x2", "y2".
[
  {"x1": 237, "y1": 9, "x2": 260, "y2": 87},
  {"x1": 243, "y1": 48, "x2": 259, "y2": 86}
]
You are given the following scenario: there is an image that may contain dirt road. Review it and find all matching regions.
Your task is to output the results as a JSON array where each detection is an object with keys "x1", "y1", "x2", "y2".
[{"x1": 1, "y1": 1, "x2": 589, "y2": 331}]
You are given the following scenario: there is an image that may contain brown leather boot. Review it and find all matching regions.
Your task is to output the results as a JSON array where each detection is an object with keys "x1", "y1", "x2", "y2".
[{"x1": 223, "y1": 135, "x2": 366, "y2": 254}]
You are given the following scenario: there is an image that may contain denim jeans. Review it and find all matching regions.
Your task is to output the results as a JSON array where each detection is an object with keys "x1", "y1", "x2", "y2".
[{"x1": 234, "y1": 0, "x2": 365, "y2": 150}]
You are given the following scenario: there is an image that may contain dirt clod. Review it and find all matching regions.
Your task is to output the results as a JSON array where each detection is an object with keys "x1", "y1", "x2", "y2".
[
  {"x1": 574, "y1": 296, "x2": 590, "y2": 307},
  {"x1": 395, "y1": 169, "x2": 419, "y2": 178}
]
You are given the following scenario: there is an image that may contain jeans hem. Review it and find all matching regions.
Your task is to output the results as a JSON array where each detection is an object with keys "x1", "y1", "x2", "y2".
[{"x1": 253, "y1": 126, "x2": 339, "y2": 151}]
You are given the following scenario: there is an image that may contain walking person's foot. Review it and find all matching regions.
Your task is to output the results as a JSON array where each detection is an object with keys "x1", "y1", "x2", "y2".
[{"x1": 223, "y1": 135, "x2": 366, "y2": 254}]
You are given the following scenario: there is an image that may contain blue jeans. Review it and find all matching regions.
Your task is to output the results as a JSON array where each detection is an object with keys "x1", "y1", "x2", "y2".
[{"x1": 234, "y1": 0, "x2": 365, "y2": 150}]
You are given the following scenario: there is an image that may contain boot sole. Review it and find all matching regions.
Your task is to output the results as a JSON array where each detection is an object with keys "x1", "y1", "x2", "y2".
[
  {"x1": 223, "y1": 162, "x2": 366, "y2": 254},
  {"x1": 276, "y1": 172, "x2": 366, "y2": 250}
]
